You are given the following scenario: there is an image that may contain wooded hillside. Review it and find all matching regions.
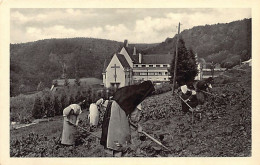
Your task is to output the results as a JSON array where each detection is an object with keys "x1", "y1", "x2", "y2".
[
  {"x1": 143, "y1": 18, "x2": 251, "y2": 66},
  {"x1": 10, "y1": 18, "x2": 251, "y2": 96},
  {"x1": 10, "y1": 38, "x2": 156, "y2": 96}
]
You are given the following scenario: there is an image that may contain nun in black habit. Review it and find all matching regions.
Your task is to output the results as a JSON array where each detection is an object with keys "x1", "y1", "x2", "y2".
[{"x1": 100, "y1": 80, "x2": 155, "y2": 156}]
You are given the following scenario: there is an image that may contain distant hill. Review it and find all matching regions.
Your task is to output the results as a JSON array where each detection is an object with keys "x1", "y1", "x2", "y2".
[
  {"x1": 10, "y1": 38, "x2": 156, "y2": 96},
  {"x1": 10, "y1": 18, "x2": 251, "y2": 96},
  {"x1": 143, "y1": 18, "x2": 251, "y2": 66}
]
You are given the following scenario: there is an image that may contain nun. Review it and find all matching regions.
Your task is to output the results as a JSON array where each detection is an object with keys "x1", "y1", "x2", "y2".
[
  {"x1": 61, "y1": 100, "x2": 84, "y2": 146},
  {"x1": 100, "y1": 81, "x2": 155, "y2": 157},
  {"x1": 88, "y1": 98, "x2": 104, "y2": 129}
]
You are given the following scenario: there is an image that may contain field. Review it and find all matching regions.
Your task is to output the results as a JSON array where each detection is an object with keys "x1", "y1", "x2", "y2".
[{"x1": 10, "y1": 66, "x2": 251, "y2": 157}]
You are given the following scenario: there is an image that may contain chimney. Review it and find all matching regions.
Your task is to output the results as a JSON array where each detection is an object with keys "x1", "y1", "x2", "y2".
[
  {"x1": 133, "y1": 47, "x2": 136, "y2": 55},
  {"x1": 139, "y1": 53, "x2": 142, "y2": 63},
  {"x1": 124, "y1": 39, "x2": 128, "y2": 48}
]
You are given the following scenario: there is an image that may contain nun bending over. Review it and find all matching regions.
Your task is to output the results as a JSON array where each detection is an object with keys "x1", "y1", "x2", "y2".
[
  {"x1": 100, "y1": 81, "x2": 155, "y2": 157},
  {"x1": 61, "y1": 100, "x2": 85, "y2": 146}
]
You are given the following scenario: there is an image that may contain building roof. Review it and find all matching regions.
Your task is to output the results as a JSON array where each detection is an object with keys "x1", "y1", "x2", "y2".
[
  {"x1": 137, "y1": 54, "x2": 173, "y2": 64},
  {"x1": 131, "y1": 55, "x2": 139, "y2": 63},
  {"x1": 116, "y1": 53, "x2": 131, "y2": 68}
]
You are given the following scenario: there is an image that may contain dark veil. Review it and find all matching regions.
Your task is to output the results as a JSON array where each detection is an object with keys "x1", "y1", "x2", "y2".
[{"x1": 112, "y1": 80, "x2": 155, "y2": 115}]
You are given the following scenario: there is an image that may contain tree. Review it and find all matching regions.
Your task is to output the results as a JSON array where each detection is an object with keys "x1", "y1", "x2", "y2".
[
  {"x1": 69, "y1": 94, "x2": 75, "y2": 104},
  {"x1": 32, "y1": 96, "x2": 43, "y2": 119},
  {"x1": 169, "y1": 38, "x2": 198, "y2": 85},
  {"x1": 60, "y1": 93, "x2": 69, "y2": 109},
  {"x1": 86, "y1": 87, "x2": 92, "y2": 106},
  {"x1": 43, "y1": 95, "x2": 55, "y2": 117},
  {"x1": 75, "y1": 90, "x2": 83, "y2": 103},
  {"x1": 54, "y1": 95, "x2": 62, "y2": 116}
]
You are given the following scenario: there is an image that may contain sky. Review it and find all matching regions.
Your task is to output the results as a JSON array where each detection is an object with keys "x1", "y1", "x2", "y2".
[{"x1": 10, "y1": 8, "x2": 251, "y2": 44}]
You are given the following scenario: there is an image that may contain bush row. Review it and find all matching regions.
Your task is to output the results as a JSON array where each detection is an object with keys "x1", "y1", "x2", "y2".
[
  {"x1": 31, "y1": 87, "x2": 115, "y2": 119},
  {"x1": 11, "y1": 82, "x2": 172, "y2": 123}
]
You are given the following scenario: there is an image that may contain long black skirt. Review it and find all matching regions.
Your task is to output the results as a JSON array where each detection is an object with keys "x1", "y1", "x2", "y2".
[
  {"x1": 181, "y1": 94, "x2": 198, "y2": 113},
  {"x1": 100, "y1": 101, "x2": 113, "y2": 147}
]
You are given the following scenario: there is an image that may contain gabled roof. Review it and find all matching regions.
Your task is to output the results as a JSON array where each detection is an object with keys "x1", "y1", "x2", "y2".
[
  {"x1": 123, "y1": 46, "x2": 131, "y2": 57},
  {"x1": 116, "y1": 54, "x2": 130, "y2": 68},
  {"x1": 121, "y1": 45, "x2": 142, "y2": 63},
  {"x1": 130, "y1": 54, "x2": 139, "y2": 63},
  {"x1": 135, "y1": 54, "x2": 173, "y2": 64}
]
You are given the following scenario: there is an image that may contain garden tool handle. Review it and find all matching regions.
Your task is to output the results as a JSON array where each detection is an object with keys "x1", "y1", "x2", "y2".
[
  {"x1": 177, "y1": 94, "x2": 194, "y2": 111},
  {"x1": 129, "y1": 122, "x2": 171, "y2": 151},
  {"x1": 141, "y1": 131, "x2": 171, "y2": 151}
]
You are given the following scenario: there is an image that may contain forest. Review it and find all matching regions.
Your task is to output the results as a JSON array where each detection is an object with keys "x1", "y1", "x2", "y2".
[
  {"x1": 10, "y1": 18, "x2": 251, "y2": 96},
  {"x1": 143, "y1": 19, "x2": 251, "y2": 65}
]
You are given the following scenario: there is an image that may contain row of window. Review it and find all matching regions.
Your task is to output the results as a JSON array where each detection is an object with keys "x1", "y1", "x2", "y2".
[
  {"x1": 134, "y1": 78, "x2": 168, "y2": 81},
  {"x1": 134, "y1": 64, "x2": 169, "y2": 68},
  {"x1": 133, "y1": 72, "x2": 168, "y2": 76}
]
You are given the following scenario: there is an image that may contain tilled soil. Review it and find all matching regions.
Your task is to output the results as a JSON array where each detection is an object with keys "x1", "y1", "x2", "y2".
[{"x1": 10, "y1": 67, "x2": 251, "y2": 157}]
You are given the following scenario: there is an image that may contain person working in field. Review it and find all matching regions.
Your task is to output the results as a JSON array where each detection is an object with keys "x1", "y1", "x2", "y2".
[
  {"x1": 196, "y1": 77, "x2": 213, "y2": 92},
  {"x1": 179, "y1": 81, "x2": 198, "y2": 114},
  {"x1": 100, "y1": 81, "x2": 155, "y2": 157},
  {"x1": 61, "y1": 100, "x2": 85, "y2": 146},
  {"x1": 195, "y1": 77, "x2": 213, "y2": 105},
  {"x1": 88, "y1": 98, "x2": 104, "y2": 131}
]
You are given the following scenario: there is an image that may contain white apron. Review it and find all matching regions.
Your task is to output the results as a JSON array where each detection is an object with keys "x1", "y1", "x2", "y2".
[
  {"x1": 89, "y1": 103, "x2": 100, "y2": 126},
  {"x1": 61, "y1": 104, "x2": 81, "y2": 145}
]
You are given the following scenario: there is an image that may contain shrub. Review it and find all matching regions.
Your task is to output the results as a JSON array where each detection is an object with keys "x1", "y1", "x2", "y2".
[
  {"x1": 153, "y1": 83, "x2": 172, "y2": 95},
  {"x1": 60, "y1": 93, "x2": 69, "y2": 109},
  {"x1": 54, "y1": 95, "x2": 62, "y2": 116},
  {"x1": 32, "y1": 96, "x2": 43, "y2": 119},
  {"x1": 75, "y1": 90, "x2": 83, "y2": 103},
  {"x1": 86, "y1": 88, "x2": 92, "y2": 106},
  {"x1": 10, "y1": 94, "x2": 35, "y2": 122},
  {"x1": 69, "y1": 94, "x2": 75, "y2": 104},
  {"x1": 44, "y1": 95, "x2": 55, "y2": 117}
]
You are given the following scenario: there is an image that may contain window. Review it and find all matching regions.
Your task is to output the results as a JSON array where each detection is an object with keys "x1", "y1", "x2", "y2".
[
  {"x1": 154, "y1": 72, "x2": 158, "y2": 75},
  {"x1": 156, "y1": 65, "x2": 160, "y2": 67},
  {"x1": 140, "y1": 72, "x2": 147, "y2": 76},
  {"x1": 165, "y1": 72, "x2": 168, "y2": 75},
  {"x1": 142, "y1": 65, "x2": 146, "y2": 67},
  {"x1": 164, "y1": 78, "x2": 166, "y2": 80},
  {"x1": 148, "y1": 72, "x2": 155, "y2": 76},
  {"x1": 159, "y1": 72, "x2": 162, "y2": 75},
  {"x1": 149, "y1": 65, "x2": 153, "y2": 67},
  {"x1": 163, "y1": 65, "x2": 167, "y2": 67},
  {"x1": 135, "y1": 65, "x2": 139, "y2": 67}
]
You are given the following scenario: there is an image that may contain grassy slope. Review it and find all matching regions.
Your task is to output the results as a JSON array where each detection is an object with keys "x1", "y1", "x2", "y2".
[{"x1": 10, "y1": 66, "x2": 251, "y2": 157}]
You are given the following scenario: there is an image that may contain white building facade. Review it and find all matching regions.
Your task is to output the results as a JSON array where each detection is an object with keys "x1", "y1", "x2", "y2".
[{"x1": 103, "y1": 40, "x2": 172, "y2": 88}]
